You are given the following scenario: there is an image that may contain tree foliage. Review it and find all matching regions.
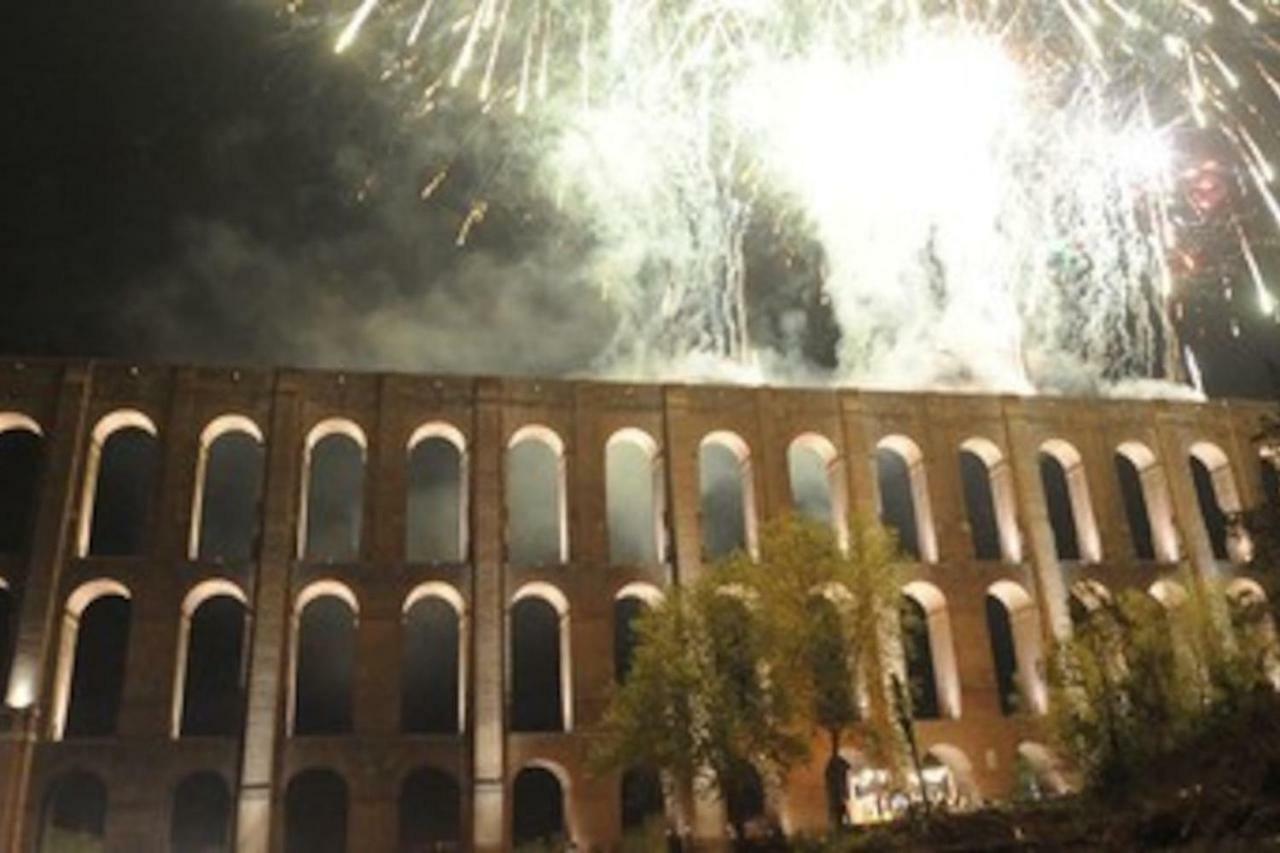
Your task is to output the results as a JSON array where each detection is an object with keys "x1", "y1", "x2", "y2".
[
  {"x1": 594, "y1": 514, "x2": 907, "y2": 837},
  {"x1": 1049, "y1": 574, "x2": 1276, "y2": 795}
]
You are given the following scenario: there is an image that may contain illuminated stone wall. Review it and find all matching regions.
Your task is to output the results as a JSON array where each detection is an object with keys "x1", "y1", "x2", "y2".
[{"x1": 0, "y1": 358, "x2": 1272, "y2": 851}]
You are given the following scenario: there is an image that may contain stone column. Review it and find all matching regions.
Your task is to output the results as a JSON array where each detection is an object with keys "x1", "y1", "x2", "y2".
[
  {"x1": 839, "y1": 394, "x2": 879, "y2": 520},
  {"x1": 470, "y1": 380, "x2": 506, "y2": 851},
  {"x1": 119, "y1": 367, "x2": 197, "y2": 740},
  {"x1": 357, "y1": 377, "x2": 401, "y2": 738},
  {"x1": 1001, "y1": 401, "x2": 1070, "y2": 642},
  {"x1": 917, "y1": 403, "x2": 969, "y2": 562},
  {"x1": 0, "y1": 364, "x2": 90, "y2": 851},
  {"x1": 236, "y1": 372, "x2": 303, "y2": 853},
  {"x1": 1155, "y1": 413, "x2": 1217, "y2": 579},
  {"x1": 662, "y1": 388, "x2": 703, "y2": 584},
  {"x1": 570, "y1": 387, "x2": 607, "y2": 568},
  {"x1": 752, "y1": 389, "x2": 789, "y2": 525}
]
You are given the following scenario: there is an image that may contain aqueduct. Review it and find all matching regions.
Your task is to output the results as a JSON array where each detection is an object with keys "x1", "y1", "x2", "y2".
[{"x1": 0, "y1": 358, "x2": 1274, "y2": 850}]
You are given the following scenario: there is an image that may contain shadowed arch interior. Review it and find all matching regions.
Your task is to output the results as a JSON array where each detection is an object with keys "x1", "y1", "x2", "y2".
[
  {"x1": 1114, "y1": 442, "x2": 1178, "y2": 562},
  {"x1": 0, "y1": 425, "x2": 42, "y2": 554},
  {"x1": 1114, "y1": 451, "x2": 1155, "y2": 559},
  {"x1": 725, "y1": 761, "x2": 767, "y2": 836},
  {"x1": 506, "y1": 426, "x2": 567, "y2": 566},
  {"x1": 605, "y1": 429, "x2": 664, "y2": 565},
  {"x1": 876, "y1": 447, "x2": 920, "y2": 559},
  {"x1": 621, "y1": 766, "x2": 665, "y2": 831},
  {"x1": 179, "y1": 593, "x2": 248, "y2": 737},
  {"x1": 39, "y1": 770, "x2": 106, "y2": 853},
  {"x1": 899, "y1": 595, "x2": 939, "y2": 719},
  {"x1": 170, "y1": 771, "x2": 231, "y2": 853},
  {"x1": 512, "y1": 765, "x2": 566, "y2": 847},
  {"x1": 1038, "y1": 453, "x2": 1079, "y2": 560},
  {"x1": 958, "y1": 439, "x2": 1018, "y2": 562},
  {"x1": 63, "y1": 593, "x2": 131, "y2": 738},
  {"x1": 89, "y1": 425, "x2": 159, "y2": 556},
  {"x1": 407, "y1": 426, "x2": 467, "y2": 563},
  {"x1": 294, "y1": 593, "x2": 356, "y2": 735},
  {"x1": 613, "y1": 595, "x2": 647, "y2": 683},
  {"x1": 788, "y1": 433, "x2": 848, "y2": 546},
  {"x1": 1190, "y1": 455, "x2": 1229, "y2": 560},
  {"x1": 401, "y1": 594, "x2": 461, "y2": 733},
  {"x1": 1189, "y1": 442, "x2": 1248, "y2": 562},
  {"x1": 699, "y1": 431, "x2": 757, "y2": 560},
  {"x1": 194, "y1": 426, "x2": 264, "y2": 563},
  {"x1": 303, "y1": 428, "x2": 365, "y2": 562},
  {"x1": 398, "y1": 766, "x2": 462, "y2": 849},
  {"x1": 285, "y1": 769, "x2": 347, "y2": 853},
  {"x1": 510, "y1": 595, "x2": 565, "y2": 732},
  {"x1": 985, "y1": 594, "x2": 1019, "y2": 716}
]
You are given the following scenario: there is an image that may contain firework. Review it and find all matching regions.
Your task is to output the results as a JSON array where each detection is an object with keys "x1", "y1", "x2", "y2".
[{"x1": 315, "y1": 0, "x2": 1280, "y2": 393}]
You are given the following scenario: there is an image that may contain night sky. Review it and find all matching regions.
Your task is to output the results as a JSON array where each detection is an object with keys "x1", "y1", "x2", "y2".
[{"x1": 6, "y1": 0, "x2": 1280, "y2": 400}]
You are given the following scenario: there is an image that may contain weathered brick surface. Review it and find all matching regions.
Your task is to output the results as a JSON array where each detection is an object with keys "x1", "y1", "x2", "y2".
[{"x1": 0, "y1": 357, "x2": 1271, "y2": 851}]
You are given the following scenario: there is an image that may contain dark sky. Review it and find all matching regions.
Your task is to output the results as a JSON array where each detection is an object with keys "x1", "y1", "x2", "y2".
[{"x1": 5, "y1": 0, "x2": 1279, "y2": 400}]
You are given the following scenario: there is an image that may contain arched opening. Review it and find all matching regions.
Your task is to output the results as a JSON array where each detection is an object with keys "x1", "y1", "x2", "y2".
[
  {"x1": 699, "y1": 431, "x2": 757, "y2": 560},
  {"x1": 621, "y1": 766, "x2": 665, "y2": 834},
  {"x1": 506, "y1": 425, "x2": 568, "y2": 566},
  {"x1": 958, "y1": 438, "x2": 1020, "y2": 562},
  {"x1": 406, "y1": 423, "x2": 468, "y2": 563},
  {"x1": 398, "y1": 766, "x2": 462, "y2": 850},
  {"x1": 0, "y1": 415, "x2": 43, "y2": 555},
  {"x1": 176, "y1": 584, "x2": 248, "y2": 737},
  {"x1": 1226, "y1": 578, "x2": 1279, "y2": 682},
  {"x1": 900, "y1": 582, "x2": 961, "y2": 719},
  {"x1": 1189, "y1": 442, "x2": 1251, "y2": 563},
  {"x1": 1016, "y1": 742, "x2": 1071, "y2": 799},
  {"x1": 1114, "y1": 443, "x2": 1178, "y2": 562},
  {"x1": 923, "y1": 745, "x2": 978, "y2": 811},
  {"x1": 614, "y1": 583, "x2": 663, "y2": 684},
  {"x1": 1068, "y1": 580, "x2": 1113, "y2": 630},
  {"x1": 724, "y1": 762, "x2": 768, "y2": 840},
  {"x1": 788, "y1": 433, "x2": 848, "y2": 549},
  {"x1": 292, "y1": 584, "x2": 357, "y2": 735},
  {"x1": 190, "y1": 416, "x2": 264, "y2": 563},
  {"x1": 605, "y1": 428, "x2": 665, "y2": 566},
  {"x1": 38, "y1": 770, "x2": 106, "y2": 852},
  {"x1": 56, "y1": 582, "x2": 132, "y2": 739},
  {"x1": 510, "y1": 585, "x2": 570, "y2": 732},
  {"x1": 986, "y1": 581, "x2": 1046, "y2": 716},
  {"x1": 899, "y1": 596, "x2": 939, "y2": 719},
  {"x1": 1149, "y1": 578, "x2": 1189, "y2": 611},
  {"x1": 401, "y1": 585, "x2": 463, "y2": 734},
  {"x1": 80, "y1": 411, "x2": 159, "y2": 557},
  {"x1": 1039, "y1": 440, "x2": 1101, "y2": 563},
  {"x1": 512, "y1": 764, "x2": 566, "y2": 848},
  {"x1": 285, "y1": 768, "x2": 347, "y2": 853},
  {"x1": 985, "y1": 595, "x2": 1019, "y2": 716},
  {"x1": 875, "y1": 436, "x2": 937, "y2": 563},
  {"x1": 170, "y1": 771, "x2": 231, "y2": 853},
  {"x1": 300, "y1": 420, "x2": 366, "y2": 562}
]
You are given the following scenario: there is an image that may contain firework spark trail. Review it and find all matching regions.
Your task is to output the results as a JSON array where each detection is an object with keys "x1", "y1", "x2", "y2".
[{"x1": 320, "y1": 0, "x2": 1280, "y2": 392}]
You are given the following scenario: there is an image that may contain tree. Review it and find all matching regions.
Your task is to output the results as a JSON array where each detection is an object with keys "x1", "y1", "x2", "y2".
[
  {"x1": 1048, "y1": 575, "x2": 1275, "y2": 795},
  {"x1": 594, "y1": 576, "x2": 805, "y2": 843},
  {"x1": 733, "y1": 516, "x2": 904, "y2": 826},
  {"x1": 595, "y1": 515, "x2": 906, "y2": 840}
]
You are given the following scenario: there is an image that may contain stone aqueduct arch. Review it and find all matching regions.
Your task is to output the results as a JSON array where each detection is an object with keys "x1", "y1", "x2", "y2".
[{"x1": 0, "y1": 364, "x2": 1275, "y2": 850}]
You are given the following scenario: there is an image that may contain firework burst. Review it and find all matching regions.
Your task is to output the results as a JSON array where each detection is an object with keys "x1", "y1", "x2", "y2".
[{"x1": 310, "y1": 0, "x2": 1280, "y2": 393}]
